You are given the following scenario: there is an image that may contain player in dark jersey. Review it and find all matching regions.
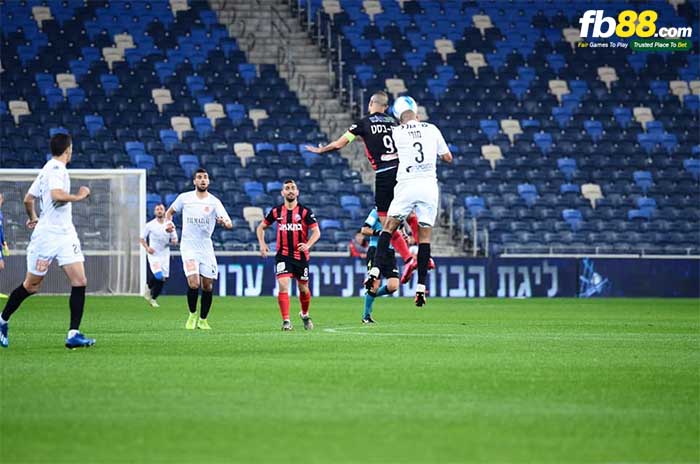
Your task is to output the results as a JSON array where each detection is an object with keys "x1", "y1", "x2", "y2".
[
  {"x1": 304, "y1": 91, "x2": 422, "y2": 284},
  {"x1": 256, "y1": 179, "x2": 320, "y2": 331}
]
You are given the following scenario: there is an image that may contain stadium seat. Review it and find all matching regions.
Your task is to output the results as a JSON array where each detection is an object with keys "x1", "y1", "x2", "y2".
[
  {"x1": 171, "y1": 116, "x2": 192, "y2": 141},
  {"x1": 581, "y1": 183, "x2": 603, "y2": 209},
  {"x1": 178, "y1": 154, "x2": 199, "y2": 177},
  {"x1": 465, "y1": 52, "x2": 487, "y2": 77},
  {"x1": 633, "y1": 171, "x2": 654, "y2": 194},
  {"x1": 234, "y1": 143, "x2": 255, "y2": 166},
  {"x1": 500, "y1": 119, "x2": 522, "y2": 145},
  {"x1": 517, "y1": 183, "x2": 537, "y2": 207},
  {"x1": 562, "y1": 209, "x2": 583, "y2": 231},
  {"x1": 249, "y1": 109, "x2": 268, "y2": 129},
  {"x1": 481, "y1": 145, "x2": 503, "y2": 170},
  {"x1": 9, "y1": 100, "x2": 31, "y2": 125},
  {"x1": 204, "y1": 103, "x2": 226, "y2": 128},
  {"x1": 242, "y1": 206, "x2": 264, "y2": 231},
  {"x1": 597, "y1": 66, "x2": 618, "y2": 92},
  {"x1": 683, "y1": 159, "x2": 700, "y2": 181},
  {"x1": 549, "y1": 79, "x2": 569, "y2": 103},
  {"x1": 152, "y1": 88, "x2": 174, "y2": 114}
]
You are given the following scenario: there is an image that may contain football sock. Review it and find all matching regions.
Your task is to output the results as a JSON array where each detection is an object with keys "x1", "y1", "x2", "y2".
[
  {"x1": 364, "y1": 285, "x2": 389, "y2": 318},
  {"x1": 390, "y1": 230, "x2": 412, "y2": 262},
  {"x1": 200, "y1": 290, "x2": 213, "y2": 319},
  {"x1": 278, "y1": 292, "x2": 290, "y2": 320},
  {"x1": 69, "y1": 286, "x2": 86, "y2": 330},
  {"x1": 67, "y1": 329, "x2": 80, "y2": 338},
  {"x1": 187, "y1": 287, "x2": 199, "y2": 313},
  {"x1": 299, "y1": 291, "x2": 311, "y2": 316},
  {"x1": 417, "y1": 243, "x2": 431, "y2": 286},
  {"x1": 363, "y1": 292, "x2": 375, "y2": 318},
  {"x1": 1, "y1": 284, "x2": 32, "y2": 321},
  {"x1": 373, "y1": 231, "x2": 392, "y2": 270},
  {"x1": 151, "y1": 279, "x2": 164, "y2": 299},
  {"x1": 406, "y1": 215, "x2": 420, "y2": 242}
]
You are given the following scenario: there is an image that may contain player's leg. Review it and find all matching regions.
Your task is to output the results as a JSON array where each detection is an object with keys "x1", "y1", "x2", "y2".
[
  {"x1": 0, "y1": 272, "x2": 43, "y2": 348},
  {"x1": 186, "y1": 273, "x2": 200, "y2": 329},
  {"x1": 365, "y1": 251, "x2": 400, "y2": 322},
  {"x1": 363, "y1": 276, "x2": 381, "y2": 323},
  {"x1": 277, "y1": 274, "x2": 293, "y2": 331},
  {"x1": 196, "y1": 276, "x2": 214, "y2": 330},
  {"x1": 413, "y1": 195, "x2": 437, "y2": 307},
  {"x1": 376, "y1": 173, "x2": 413, "y2": 265},
  {"x1": 297, "y1": 277, "x2": 313, "y2": 330},
  {"x1": 366, "y1": 210, "x2": 403, "y2": 289},
  {"x1": 61, "y1": 261, "x2": 96, "y2": 348}
]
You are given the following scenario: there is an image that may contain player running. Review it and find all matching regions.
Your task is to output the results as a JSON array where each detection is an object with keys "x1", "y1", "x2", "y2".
[
  {"x1": 366, "y1": 96, "x2": 453, "y2": 307},
  {"x1": 0, "y1": 133, "x2": 95, "y2": 349},
  {"x1": 360, "y1": 207, "x2": 399, "y2": 324},
  {"x1": 304, "y1": 91, "x2": 421, "y2": 283},
  {"x1": 140, "y1": 203, "x2": 178, "y2": 308},
  {"x1": 165, "y1": 168, "x2": 232, "y2": 330},
  {"x1": 256, "y1": 179, "x2": 320, "y2": 331}
]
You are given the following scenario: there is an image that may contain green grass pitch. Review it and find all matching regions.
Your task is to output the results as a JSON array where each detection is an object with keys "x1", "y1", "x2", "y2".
[{"x1": 1, "y1": 296, "x2": 698, "y2": 463}]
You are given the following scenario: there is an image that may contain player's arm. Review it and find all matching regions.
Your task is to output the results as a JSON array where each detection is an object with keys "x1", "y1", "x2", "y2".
[
  {"x1": 50, "y1": 187, "x2": 90, "y2": 203},
  {"x1": 214, "y1": 200, "x2": 233, "y2": 229},
  {"x1": 164, "y1": 201, "x2": 179, "y2": 233},
  {"x1": 23, "y1": 193, "x2": 39, "y2": 229},
  {"x1": 300, "y1": 224, "x2": 321, "y2": 252},
  {"x1": 361, "y1": 225, "x2": 377, "y2": 237},
  {"x1": 303, "y1": 134, "x2": 351, "y2": 154},
  {"x1": 170, "y1": 230, "x2": 178, "y2": 245},
  {"x1": 139, "y1": 237, "x2": 155, "y2": 254},
  {"x1": 435, "y1": 127, "x2": 453, "y2": 163},
  {"x1": 256, "y1": 220, "x2": 270, "y2": 258}
]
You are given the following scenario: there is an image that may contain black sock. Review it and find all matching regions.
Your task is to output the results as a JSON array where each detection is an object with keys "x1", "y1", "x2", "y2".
[
  {"x1": 151, "y1": 280, "x2": 164, "y2": 299},
  {"x1": 373, "y1": 231, "x2": 392, "y2": 270},
  {"x1": 1, "y1": 284, "x2": 33, "y2": 321},
  {"x1": 200, "y1": 290, "x2": 213, "y2": 319},
  {"x1": 147, "y1": 277, "x2": 155, "y2": 290},
  {"x1": 69, "y1": 286, "x2": 86, "y2": 330},
  {"x1": 417, "y1": 243, "x2": 431, "y2": 286},
  {"x1": 187, "y1": 287, "x2": 199, "y2": 313}
]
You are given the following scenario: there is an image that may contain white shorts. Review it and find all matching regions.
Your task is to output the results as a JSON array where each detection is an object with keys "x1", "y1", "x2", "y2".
[
  {"x1": 147, "y1": 251, "x2": 171, "y2": 279},
  {"x1": 181, "y1": 243, "x2": 218, "y2": 279},
  {"x1": 388, "y1": 180, "x2": 439, "y2": 227},
  {"x1": 26, "y1": 231, "x2": 84, "y2": 276}
]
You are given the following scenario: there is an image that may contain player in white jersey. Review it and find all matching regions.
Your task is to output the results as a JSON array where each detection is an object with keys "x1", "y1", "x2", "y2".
[
  {"x1": 165, "y1": 168, "x2": 232, "y2": 330},
  {"x1": 140, "y1": 203, "x2": 178, "y2": 308},
  {"x1": 365, "y1": 96, "x2": 452, "y2": 307},
  {"x1": 0, "y1": 133, "x2": 96, "y2": 349}
]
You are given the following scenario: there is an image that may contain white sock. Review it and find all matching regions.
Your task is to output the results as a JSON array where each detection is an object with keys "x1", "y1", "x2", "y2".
[
  {"x1": 416, "y1": 283, "x2": 426, "y2": 293},
  {"x1": 67, "y1": 329, "x2": 80, "y2": 338},
  {"x1": 0, "y1": 316, "x2": 7, "y2": 325}
]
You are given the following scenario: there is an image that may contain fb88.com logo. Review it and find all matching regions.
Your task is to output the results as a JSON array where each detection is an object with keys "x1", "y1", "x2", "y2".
[{"x1": 579, "y1": 10, "x2": 693, "y2": 39}]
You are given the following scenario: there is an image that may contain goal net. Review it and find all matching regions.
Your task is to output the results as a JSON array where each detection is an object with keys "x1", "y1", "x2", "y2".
[{"x1": 0, "y1": 169, "x2": 146, "y2": 295}]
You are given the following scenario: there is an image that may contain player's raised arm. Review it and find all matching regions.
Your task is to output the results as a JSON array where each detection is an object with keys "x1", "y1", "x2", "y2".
[{"x1": 303, "y1": 133, "x2": 351, "y2": 154}]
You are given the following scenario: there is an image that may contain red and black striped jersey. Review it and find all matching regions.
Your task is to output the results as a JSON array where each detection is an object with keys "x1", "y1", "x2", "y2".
[
  {"x1": 263, "y1": 203, "x2": 318, "y2": 261},
  {"x1": 344, "y1": 112, "x2": 399, "y2": 172}
]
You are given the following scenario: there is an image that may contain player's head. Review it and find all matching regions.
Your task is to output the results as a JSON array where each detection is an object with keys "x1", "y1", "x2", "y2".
[
  {"x1": 368, "y1": 91, "x2": 389, "y2": 114},
  {"x1": 50, "y1": 133, "x2": 73, "y2": 162},
  {"x1": 392, "y1": 96, "x2": 418, "y2": 123},
  {"x1": 193, "y1": 168, "x2": 209, "y2": 192},
  {"x1": 281, "y1": 179, "x2": 298, "y2": 203},
  {"x1": 153, "y1": 203, "x2": 165, "y2": 218}
]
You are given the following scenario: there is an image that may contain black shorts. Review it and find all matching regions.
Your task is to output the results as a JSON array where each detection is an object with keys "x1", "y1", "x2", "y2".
[
  {"x1": 275, "y1": 255, "x2": 309, "y2": 281},
  {"x1": 377, "y1": 249, "x2": 399, "y2": 279},
  {"x1": 375, "y1": 168, "x2": 398, "y2": 213}
]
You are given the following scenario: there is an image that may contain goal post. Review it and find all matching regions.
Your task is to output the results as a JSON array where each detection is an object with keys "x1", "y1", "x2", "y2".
[{"x1": 0, "y1": 169, "x2": 146, "y2": 295}]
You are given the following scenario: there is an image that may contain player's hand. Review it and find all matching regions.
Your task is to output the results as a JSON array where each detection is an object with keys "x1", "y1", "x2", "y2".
[
  {"x1": 216, "y1": 216, "x2": 231, "y2": 228},
  {"x1": 147, "y1": 246, "x2": 156, "y2": 255},
  {"x1": 77, "y1": 186, "x2": 91, "y2": 200},
  {"x1": 259, "y1": 243, "x2": 269, "y2": 258},
  {"x1": 298, "y1": 242, "x2": 310, "y2": 252},
  {"x1": 165, "y1": 222, "x2": 175, "y2": 233},
  {"x1": 26, "y1": 218, "x2": 38, "y2": 229},
  {"x1": 304, "y1": 145, "x2": 323, "y2": 154}
]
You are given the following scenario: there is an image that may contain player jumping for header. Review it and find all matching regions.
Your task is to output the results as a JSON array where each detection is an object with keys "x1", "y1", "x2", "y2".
[
  {"x1": 366, "y1": 97, "x2": 452, "y2": 307},
  {"x1": 304, "y1": 91, "x2": 426, "y2": 284}
]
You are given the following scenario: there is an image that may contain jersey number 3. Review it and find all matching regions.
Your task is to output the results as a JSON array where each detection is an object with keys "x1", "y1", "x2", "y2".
[{"x1": 413, "y1": 142, "x2": 424, "y2": 163}]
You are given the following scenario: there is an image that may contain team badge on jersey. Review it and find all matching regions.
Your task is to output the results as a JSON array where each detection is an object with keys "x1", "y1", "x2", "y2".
[{"x1": 203, "y1": 206, "x2": 210, "y2": 213}]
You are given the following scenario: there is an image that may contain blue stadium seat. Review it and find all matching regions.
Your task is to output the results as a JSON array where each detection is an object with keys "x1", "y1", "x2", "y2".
[
  {"x1": 683, "y1": 159, "x2": 700, "y2": 181},
  {"x1": 633, "y1": 171, "x2": 654, "y2": 194},
  {"x1": 178, "y1": 154, "x2": 199, "y2": 177}
]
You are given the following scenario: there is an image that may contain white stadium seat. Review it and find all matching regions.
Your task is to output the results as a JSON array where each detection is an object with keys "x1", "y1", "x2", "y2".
[{"x1": 152, "y1": 88, "x2": 174, "y2": 113}]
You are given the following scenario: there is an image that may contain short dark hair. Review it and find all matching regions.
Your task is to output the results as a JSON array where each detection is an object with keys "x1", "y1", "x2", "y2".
[
  {"x1": 370, "y1": 91, "x2": 389, "y2": 107},
  {"x1": 193, "y1": 168, "x2": 208, "y2": 179},
  {"x1": 50, "y1": 133, "x2": 72, "y2": 157},
  {"x1": 283, "y1": 179, "x2": 296, "y2": 185}
]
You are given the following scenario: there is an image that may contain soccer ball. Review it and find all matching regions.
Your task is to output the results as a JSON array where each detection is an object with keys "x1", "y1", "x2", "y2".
[{"x1": 392, "y1": 96, "x2": 418, "y2": 119}]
